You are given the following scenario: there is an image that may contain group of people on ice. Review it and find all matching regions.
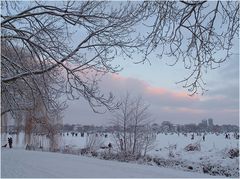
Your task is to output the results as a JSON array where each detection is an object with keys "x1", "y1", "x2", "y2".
[
  {"x1": 190, "y1": 132, "x2": 239, "y2": 141},
  {"x1": 225, "y1": 132, "x2": 239, "y2": 140},
  {"x1": 191, "y1": 133, "x2": 206, "y2": 141}
]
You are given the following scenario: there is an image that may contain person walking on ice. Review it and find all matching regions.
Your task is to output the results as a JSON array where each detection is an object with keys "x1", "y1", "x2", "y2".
[{"x1": 8, "y1": 137, "x2": 13, "y2": 148}]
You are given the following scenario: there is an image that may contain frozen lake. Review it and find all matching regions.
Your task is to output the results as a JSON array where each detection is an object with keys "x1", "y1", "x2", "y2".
[{"x1": 2, "y1": 132, "x2": 238, "y2": 154}]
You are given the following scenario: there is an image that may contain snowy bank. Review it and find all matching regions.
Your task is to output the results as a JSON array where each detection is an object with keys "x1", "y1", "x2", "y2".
[{"x1": 1, "y1": 148, "x2": 215, "y2": 178}]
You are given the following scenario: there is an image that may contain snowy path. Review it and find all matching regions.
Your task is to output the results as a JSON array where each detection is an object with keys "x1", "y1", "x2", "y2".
[{"x1": 1, "y1": 148, "x2": 215, "y2": 178}]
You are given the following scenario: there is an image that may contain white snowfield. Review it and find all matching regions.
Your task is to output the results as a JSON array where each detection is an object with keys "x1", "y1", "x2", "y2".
[{"x1": 1, "y1": 148, "x2": 215, "y2": 178}]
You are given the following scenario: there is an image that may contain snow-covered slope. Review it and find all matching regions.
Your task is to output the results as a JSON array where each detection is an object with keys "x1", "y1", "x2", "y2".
[{"x1": 1, "y1": 148, "x2": 215, "y2": 178}]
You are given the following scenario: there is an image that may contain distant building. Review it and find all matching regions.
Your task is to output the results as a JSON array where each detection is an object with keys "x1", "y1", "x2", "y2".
[
  {"x1": 208, "y1": 118, "x2": 213, "y2": 127},
  {"x1": 201, "y1": 119, "x2": 208, "y2": 127}
]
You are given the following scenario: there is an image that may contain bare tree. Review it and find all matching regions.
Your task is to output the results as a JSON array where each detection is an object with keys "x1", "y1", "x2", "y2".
[
  {"x1": 141, "y1": 125, "x2": 157, "y2": 157},
  {"x1": 85, "y1": 134, "x2": 104, "y2": 153},
  {"x1": 139, "y1": 1, "x2": 239, "y2": 95},
  {"x1": 1, "y1": 1, "x2": 239, "y2": 122},
  {"x1": 1, "y1": 1, "x2": 142, "y2": 117},
  {"x1": 111, "y1": 94, "x2": 155, "y2": 158},
  {"x1": 1, "y1": 42, "x2": 63, "y2": 150},
  {"x1": 1, "y1": 42, "x2": 64, "y2": 120},
  {"x1": 1, "y1": 113, "x2": 8, "y2": 134}
]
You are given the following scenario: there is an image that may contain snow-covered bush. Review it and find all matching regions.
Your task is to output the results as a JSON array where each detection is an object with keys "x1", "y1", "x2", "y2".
[
  {"x1": 80, "y1": 147, "x2": 91, "y2": 155},
  {"x1": 143, "y1": 155, "x2": 153, "y2": 163},
  {"x1": 91, "y1": 151, "x2": 98, "y2": 157},
  {"x1": 152, "y1": 157, "x2": 185, "y2": 168},
  {"x1": 202, "y1": 164, "x2": 236, "y2": 177},
  {"x1": 99, "y1": 151, "x2": 118, "y2": 160},
  {"x1": 62, "y1": 145, "x2": 81, "y2": 155},
  {"x1": 166, "y1": 144, "x2": 177, "y2": 158},
  {"x1": 227, "y1": 148, "x2": 239, "y2": 159},
  {"x1": 98, "y1": 151, "x2": 141, "y2": 162},
  {"x1": 184, "y1": 142, "x2": 201, "y2": 151}
]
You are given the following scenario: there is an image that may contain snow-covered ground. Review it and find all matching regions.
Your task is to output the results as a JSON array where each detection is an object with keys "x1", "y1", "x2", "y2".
[
  {"x1": 1, "y1": 148, "x2": 215, "y2": 178},
  {"x1": 150, "y1": 133, "x2": 239, "y2": 167},
  {"x1": 1, "y1": 132, "x2": 239, "y2": 177}
]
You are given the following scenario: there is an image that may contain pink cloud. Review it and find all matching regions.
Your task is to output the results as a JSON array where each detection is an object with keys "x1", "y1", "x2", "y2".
[
  {"x1": 109, "y1": 73, "x2": 199, "y2": 101},
  {"x1": 145, "y1": 83, "x2": 199, "y2": 101},
  {"x1": 111, "y1": 73, "x2": 128, "y2": 81},
  {"x1": 146, "y1": 86, "x2": 167, "y2": 95},
  {"x1": 177, "y1": 107, "x2": 205, "y2": 114},
  {"x1": 65, "y1": 72, "x2": 238, "y2": 125},
  {"x1": 162, "y1": 106, "x2": 206, "y2": 114}
]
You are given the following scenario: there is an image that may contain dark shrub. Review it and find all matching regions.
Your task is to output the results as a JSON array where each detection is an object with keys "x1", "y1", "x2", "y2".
[
  {"x1": 184, "y1": 143, "x2": 201, "y2": 151},
  {"x1": 227, "y1": 148, "x2": 239, "y2": 158}
]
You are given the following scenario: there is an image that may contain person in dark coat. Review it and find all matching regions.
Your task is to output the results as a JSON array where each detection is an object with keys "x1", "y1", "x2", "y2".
[
  {"x1": 120, "y1": 139, "x2": 123, "y2": 151},
  {"x1": 8, "y1": 137, "x2": 13, "y2": 148},
  {"x1": 108, "y1": 142, "x2": 112, "y2": 153},
  {"x1": 191, "y1": 133, "x2": 194, "y2": 140}
]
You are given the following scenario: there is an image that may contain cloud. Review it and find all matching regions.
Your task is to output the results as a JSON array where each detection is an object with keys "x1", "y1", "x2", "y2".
[
  {"x1": 206, "y1": 52, "x2": 239, "y2": 100},
  {"x1": 177, "y1": 107, "x2": 205, "y2": 114},
  {"x1": 63, "y1": 64, "x2": 239, "y2": 126}
]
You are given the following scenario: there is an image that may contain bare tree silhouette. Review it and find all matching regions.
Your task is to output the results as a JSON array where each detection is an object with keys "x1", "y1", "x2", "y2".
[{"x1": 1, "y1": 1, "x2": 239, "y2": 122}]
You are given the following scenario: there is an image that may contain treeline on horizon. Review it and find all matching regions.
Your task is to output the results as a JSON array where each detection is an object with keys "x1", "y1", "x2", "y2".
[{"x1": 4, "y1": 121, "x2": 239, "y2": 134}]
